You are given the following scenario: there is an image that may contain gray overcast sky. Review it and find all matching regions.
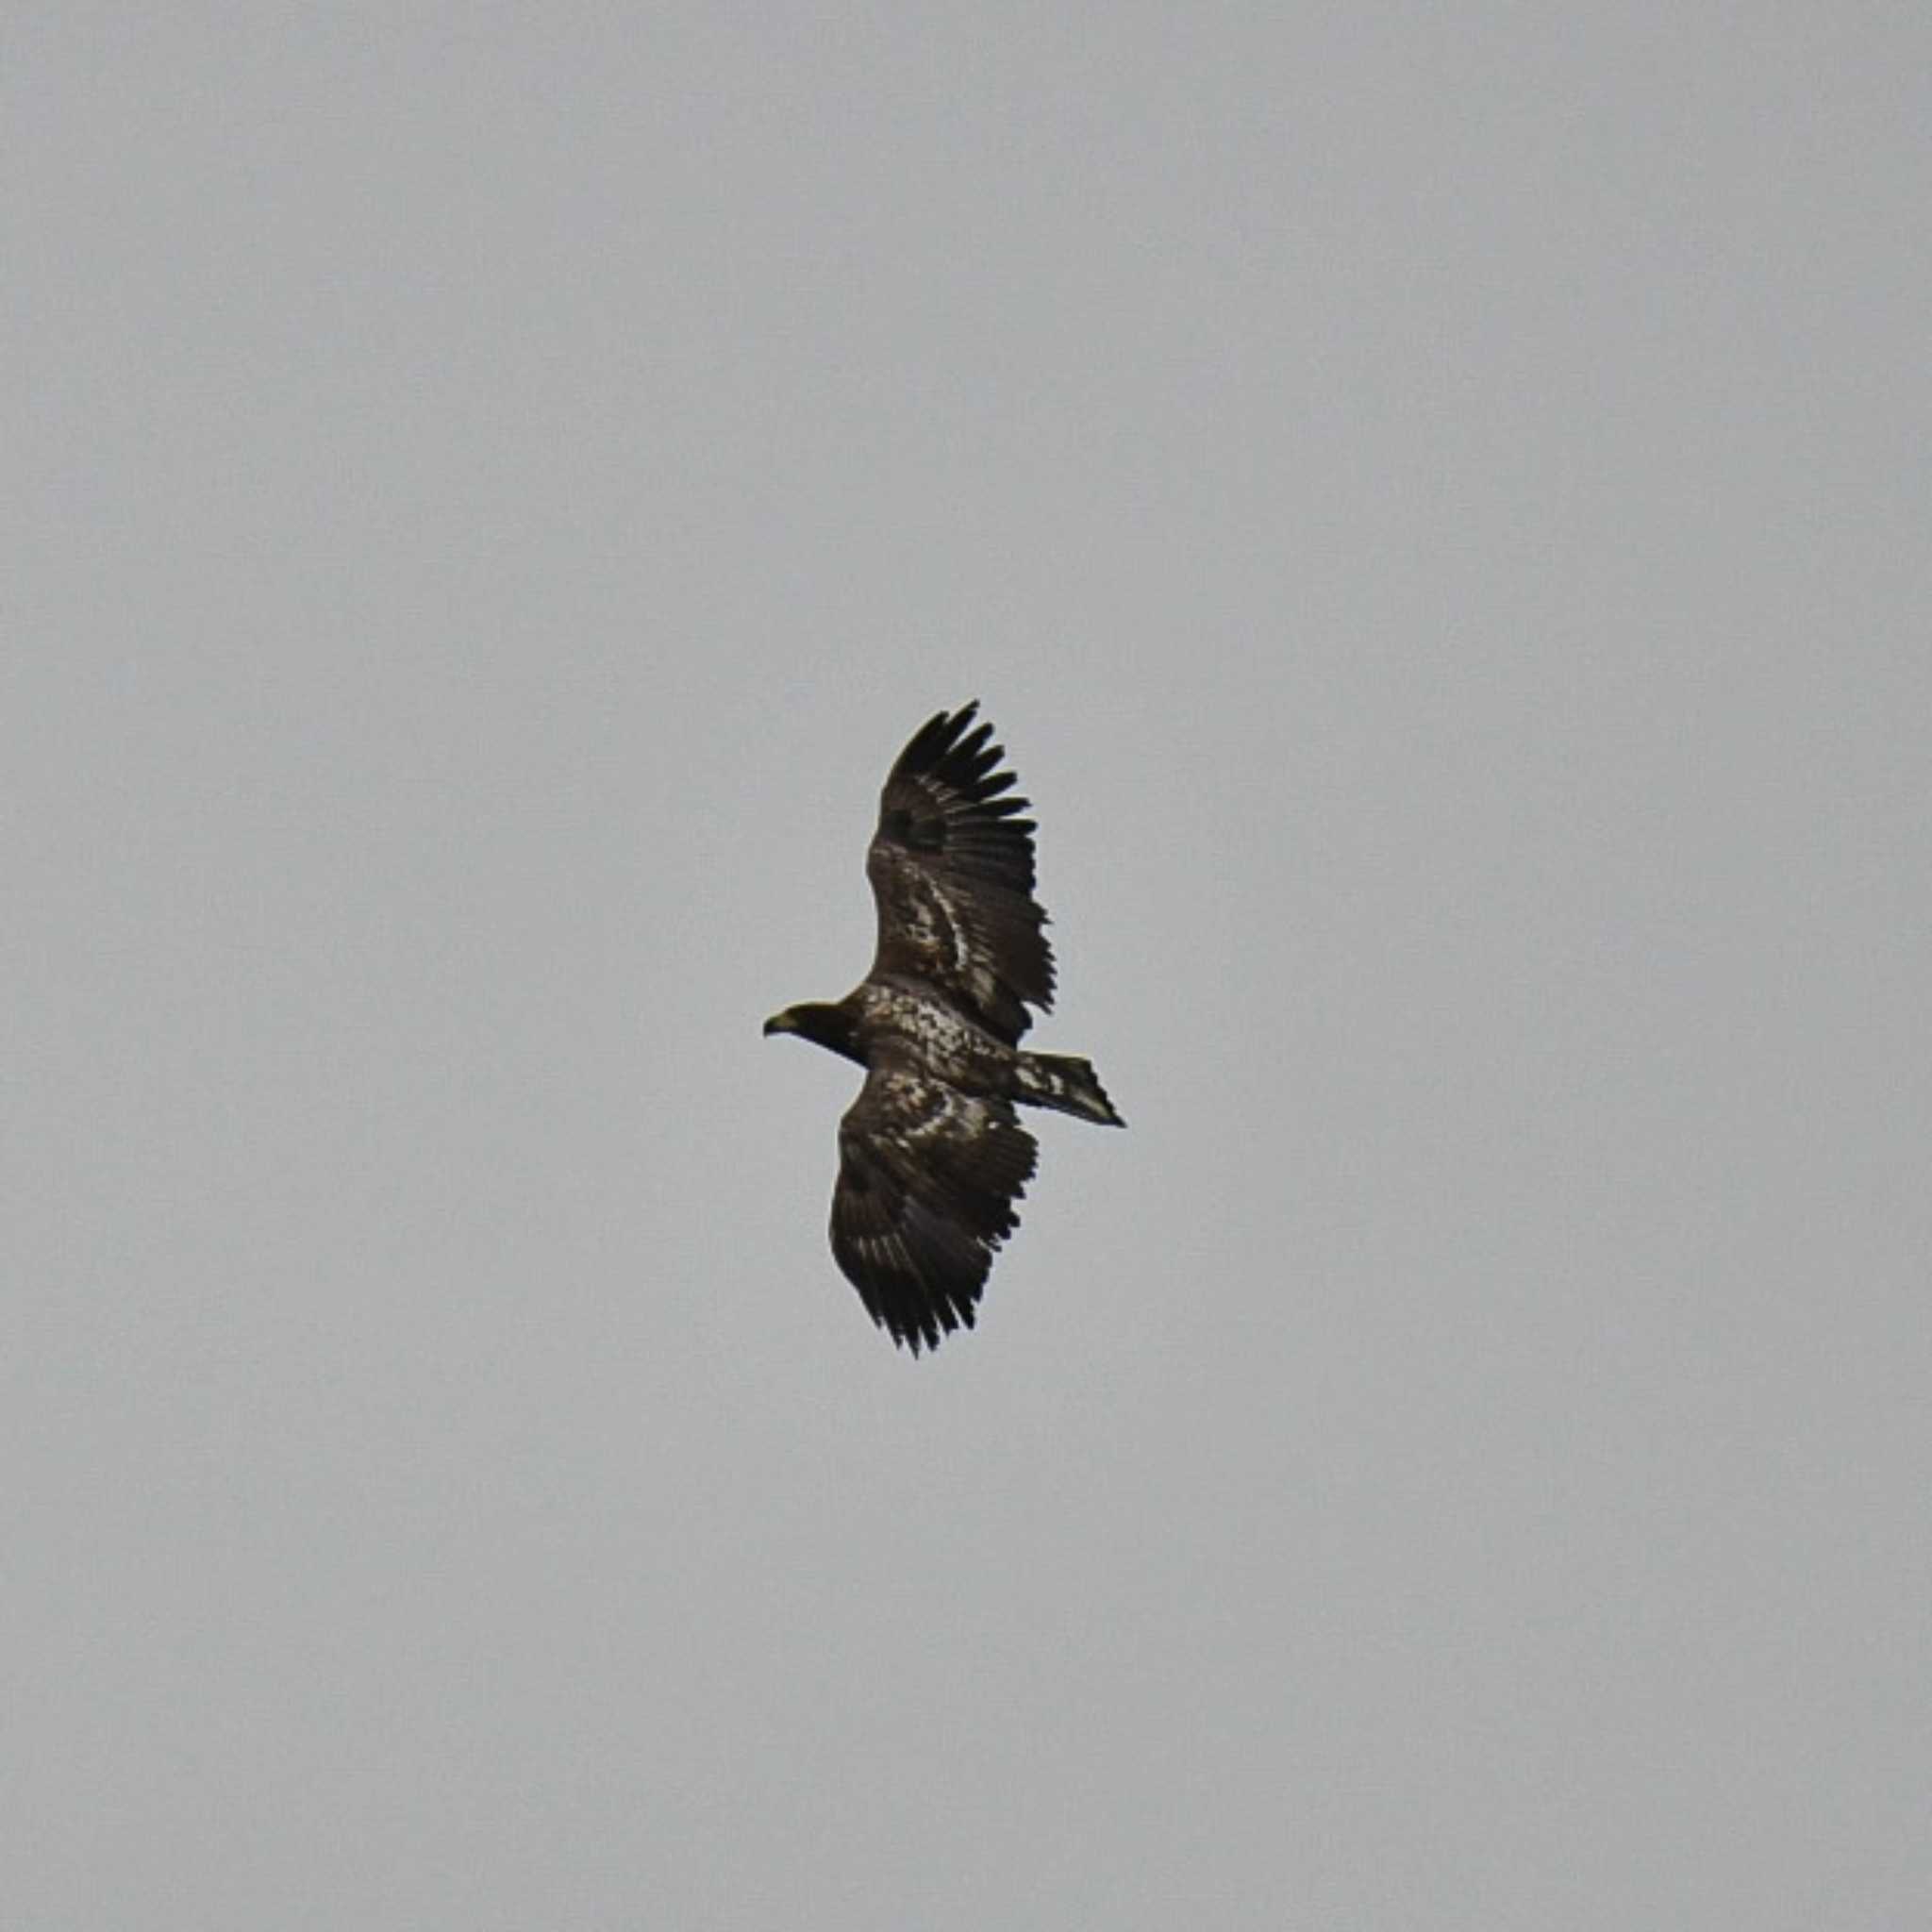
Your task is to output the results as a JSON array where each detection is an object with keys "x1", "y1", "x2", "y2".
[{"x1": 7, "y1": 6, "x2": 1928, "y2": 1927}]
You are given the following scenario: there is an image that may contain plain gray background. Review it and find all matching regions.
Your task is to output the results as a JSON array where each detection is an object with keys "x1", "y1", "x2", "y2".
[{"x1": 8, "y1": 6, "x2": 1928, "y2": 1927}]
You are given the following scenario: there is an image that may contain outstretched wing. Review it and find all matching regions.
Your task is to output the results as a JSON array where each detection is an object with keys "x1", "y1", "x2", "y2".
[
  {"x1": 866, "y1": 702, "x2": 1056, "y2": 1044},
  {"x1": 830, "y1": 1065, "x2": 1038, "y2": 1354}
]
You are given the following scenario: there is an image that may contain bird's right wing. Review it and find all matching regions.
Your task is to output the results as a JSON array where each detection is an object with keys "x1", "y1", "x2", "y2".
[{"x1": 829, "y1": 1066, "x2": 1038, "y2": 1354}]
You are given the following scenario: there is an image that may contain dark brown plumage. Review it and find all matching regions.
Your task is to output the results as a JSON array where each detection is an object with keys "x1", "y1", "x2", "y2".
[{"x1": 764, "y1": 703, "x2": 1124, "y2": 1354}]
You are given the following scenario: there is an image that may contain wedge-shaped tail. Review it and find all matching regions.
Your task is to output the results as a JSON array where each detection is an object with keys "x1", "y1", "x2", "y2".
[{"x1": 1014, "y1": 1052, "x2": 1125, "y2": 1126}]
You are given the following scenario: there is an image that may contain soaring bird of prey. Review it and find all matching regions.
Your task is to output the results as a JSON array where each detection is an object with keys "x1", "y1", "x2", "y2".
[{"x1": 764, "y1": 703, "x2": 1124, "y2": 1354}]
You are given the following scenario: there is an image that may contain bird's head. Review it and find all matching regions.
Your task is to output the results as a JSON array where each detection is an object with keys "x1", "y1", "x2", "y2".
[{"x1": 761, "y1": 1001, "x2": 861, "y2": 1062}]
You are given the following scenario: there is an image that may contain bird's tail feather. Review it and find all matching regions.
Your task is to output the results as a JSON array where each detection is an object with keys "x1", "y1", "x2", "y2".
[{"x1": 1014, "y1": 1052, "x2": 1125, "y2": 1126}]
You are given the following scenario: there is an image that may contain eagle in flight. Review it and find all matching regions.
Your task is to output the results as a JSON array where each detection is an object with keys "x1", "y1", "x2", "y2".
[{"x1": 764, "y1": 703, "x2": 1124, "y2": 1354}]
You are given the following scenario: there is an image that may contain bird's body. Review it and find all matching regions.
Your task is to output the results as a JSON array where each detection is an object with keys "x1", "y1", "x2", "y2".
[{"x1": 765, "y1": 703, "x2": 1123, "y2": 1354}]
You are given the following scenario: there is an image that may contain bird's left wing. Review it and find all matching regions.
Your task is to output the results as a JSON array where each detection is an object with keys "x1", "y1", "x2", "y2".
[{"x1": 865, "y1": 703, "x2": 1056, "y2": 1044}]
